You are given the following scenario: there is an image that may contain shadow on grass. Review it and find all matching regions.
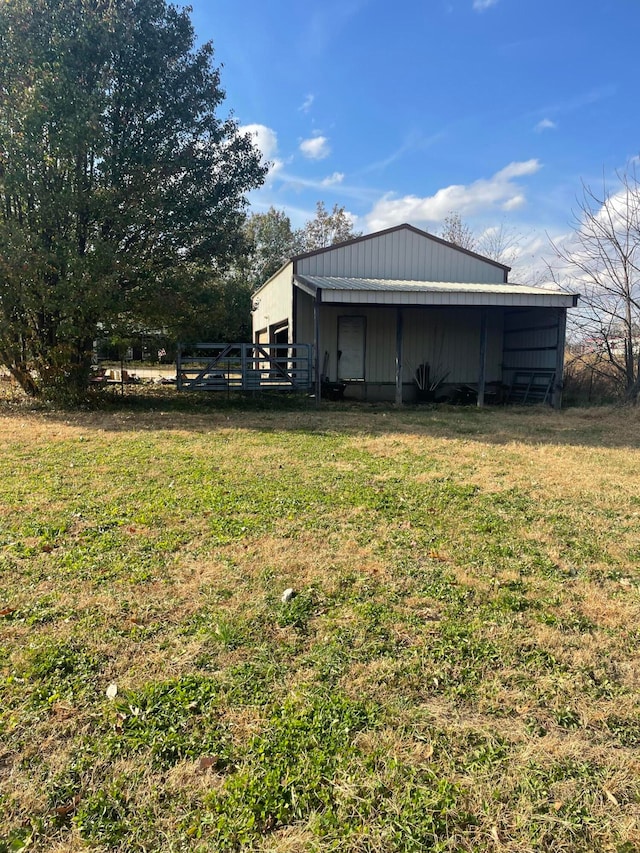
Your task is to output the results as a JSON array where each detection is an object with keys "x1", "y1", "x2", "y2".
[{"x1": 0, "y1": 383, "x2": 637, "y2": 450}]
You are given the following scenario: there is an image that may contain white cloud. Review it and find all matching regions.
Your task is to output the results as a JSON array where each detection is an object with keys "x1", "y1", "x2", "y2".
[
  {"x1": 365, "y1": 159, "x2": 542, "y2": 232},
  {"x1": 240, "y1": 124, "x2": 278, "y2": 160},
  {"x1": 344, "y1": 209, "x2": 360, "y2": 231},
  {"x1": 299, "y1": 135, "x2": 331, "y2": 160},
  {"x1": 321, "y1": 172, "x2": 345, "y2": 187},
  {"x1": 473, "y1": 0, "x2": 499, "y2": 10},
  {"x1": 299, "y1": 94, "x2": 315, "y2": 113},
  {"x1": 535, "y1": 118, "x2": 557, "y2": 132},
  {"x1": 239, "y1": 124, "x2": 283, "y2": 180},
  {"x1": 494, "y1": 160, "x2": 540, "y2": 180},
  {"x1": 502, "y1": 194, "x2": 526, "y2": 211}
]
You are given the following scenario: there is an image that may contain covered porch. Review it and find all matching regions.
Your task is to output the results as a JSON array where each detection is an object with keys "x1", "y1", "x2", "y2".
[{"x1": 293, "y1": 276, "x2": 578, "y2": 408}]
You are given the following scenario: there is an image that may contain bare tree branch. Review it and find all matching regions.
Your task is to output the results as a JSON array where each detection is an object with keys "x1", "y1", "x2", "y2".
[{"x1": 549, "y1": 164, "x2": 640, "y2": 400}]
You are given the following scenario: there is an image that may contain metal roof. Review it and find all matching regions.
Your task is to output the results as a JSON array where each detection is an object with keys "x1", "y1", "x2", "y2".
[{"x1": 294, "y1": 275, "x2": 578, "y2": 308}]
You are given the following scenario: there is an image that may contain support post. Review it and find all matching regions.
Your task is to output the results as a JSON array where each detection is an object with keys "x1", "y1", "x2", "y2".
[
  {"x1": 314, "y1": 295, "x2": 321, "y2": 407},
  {"x1": 552, "y1": 308, "x2": 567, "y2": 409},
  {"x1": 395, "y1": 308, "x2": 404, "y2": 406},
  {"x1": 241, "y1": 343, "x2": 247, "y2": 391},
  {"x1": 477, "y1": 308, "x2": 488, "y2": 407}
]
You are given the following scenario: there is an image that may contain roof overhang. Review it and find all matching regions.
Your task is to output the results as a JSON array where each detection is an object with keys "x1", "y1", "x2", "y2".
[{"x1": 294, "y1": 275, "x2": 578, "y2": 309}]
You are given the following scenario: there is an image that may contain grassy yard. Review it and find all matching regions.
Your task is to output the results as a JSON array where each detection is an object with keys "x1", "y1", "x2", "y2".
[{"x1": 1, "y1": 398, "x2": 639, "y2": 852}]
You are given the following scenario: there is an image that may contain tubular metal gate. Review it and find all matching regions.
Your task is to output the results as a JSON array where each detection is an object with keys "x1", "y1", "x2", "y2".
[{"x1": 176, "y1": 343, "x2": 313, "y2": 393}]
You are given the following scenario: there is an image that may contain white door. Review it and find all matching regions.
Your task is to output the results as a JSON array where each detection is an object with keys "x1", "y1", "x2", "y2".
[{"x1": 338, "y1": 316, "x2": 366, "y2": 380}]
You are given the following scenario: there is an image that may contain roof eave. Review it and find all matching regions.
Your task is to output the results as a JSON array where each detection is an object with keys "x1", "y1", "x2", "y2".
[{"x1": 319, "y1": 291, "x2": 576, "y2": 308}]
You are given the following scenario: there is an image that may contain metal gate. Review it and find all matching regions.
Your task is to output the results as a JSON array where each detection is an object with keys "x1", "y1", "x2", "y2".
[{"x1": 176, "y1": 343, "x2": 313, "y2": 392}]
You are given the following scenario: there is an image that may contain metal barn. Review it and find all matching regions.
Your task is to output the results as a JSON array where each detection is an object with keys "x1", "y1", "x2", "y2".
[{"x1": 251, "y1": 224, "x2": 578, "y2": 407}]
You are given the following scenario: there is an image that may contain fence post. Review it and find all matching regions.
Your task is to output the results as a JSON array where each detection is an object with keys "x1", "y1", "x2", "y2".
[{"x1": 241, "y1": 344, "x2": 247, "y2": 391}]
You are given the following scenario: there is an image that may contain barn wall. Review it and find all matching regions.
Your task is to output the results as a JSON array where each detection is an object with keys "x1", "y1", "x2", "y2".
[
  {"x1": 316, "y1": 305, "x2": 504, "y2": 395},
  {"x1": 402, "y1": 307, "x2": 504, "y2": 387},
  {"x1": 295, "y1": 288, "x2": 315, "y2": 346},
  {"x1": 501, "y1": 307, "x2": 563, "y2": 385},
  {"x1": 252, "y1": 263, "x2": 294, "y2": 342},
  {"x1": 296, "y1": 229, "x2": 505, "y2": 284}
]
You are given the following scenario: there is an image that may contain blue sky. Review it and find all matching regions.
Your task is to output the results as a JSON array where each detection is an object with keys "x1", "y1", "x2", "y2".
[{"x1": 189, "y1": 0, "x2": 640, "y2": 277}]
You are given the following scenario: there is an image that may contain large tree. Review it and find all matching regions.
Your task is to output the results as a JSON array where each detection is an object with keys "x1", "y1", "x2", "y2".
[
  {"x1": 243, "y1": 206, "x2": 299, "y2": 289},
  {"x1": 439, "y1": 212, "x2": 535, "y2": 282},
  {"x1": 0, "y1": 0, "x2": 265, "y2": 399},
  {"x1": 549, "y1": 168, "x2": 640, "y2": 401},
  {"x1": 243, "y1": 202, "x2": 360, "y2": 290},
  {"x1": 439, "y1": 212, "x2": 476, "y2": 251},
  {"x1": 296, "y1": 201, "x2": 360, "y2": 253}
]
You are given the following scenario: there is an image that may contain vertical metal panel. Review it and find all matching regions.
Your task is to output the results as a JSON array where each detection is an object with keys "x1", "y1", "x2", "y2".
[
  {"x1": 362, "y1": 307, "x2": 390, "y2": 382},
  {"x1": 477, "y1": 309, "x2": 488, "y2": 407},
  {"x1": 319, "y1": 306, "x2": 397, "y2": 383},
  {"x1": 313, "y1": 305, "x2": 504, "y2": 387},
  {"x1": 486, "y1": 309, "x2": 504, "y2": 379},
  {"x1": 337, "y1": 316, "x2": 366, "y2": 380},
  {"x1": 395, "y1": 309, "x2": 404, "y2": 404},
  {"x1": 297, "y1": 228, "x2": 505, "y2": 283},
  {"x1": 314, "y1": 298, "x2": 321, "y2": 404},
  {"x1": 318, "y1": 306, "x2": 339, "y2": 381},
  {"x1": 402, "y1": 307, "x2": 503, "y2": 385},
  {"x1": 501, "y1": 308, "x2": 562, "y2": 388},
  {"x1": 251, "y1": 263, "x2": 294, "y2": 341},
  {"x1": 295, "y1": 289, "x2": 315, "y2": 345}
]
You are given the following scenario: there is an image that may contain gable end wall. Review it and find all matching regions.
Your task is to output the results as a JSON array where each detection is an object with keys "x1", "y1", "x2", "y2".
[
  {"x1": 252, "y1": 263, "x2": 294, "y2": 342},
  {"x1": 296, "y1": 229, "x2": 505, "y2": 283}
]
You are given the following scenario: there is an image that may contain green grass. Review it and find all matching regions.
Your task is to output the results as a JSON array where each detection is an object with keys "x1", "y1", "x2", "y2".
[{"x1": 1, "y1": 398, "x2": 640, "y2": 851}]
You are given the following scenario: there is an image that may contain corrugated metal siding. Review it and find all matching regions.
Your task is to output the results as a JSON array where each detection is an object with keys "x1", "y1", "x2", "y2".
[
  {"x1": 297, "y1": 228, "x2": 505, "y2": 283},
  {"x1": 317, "y1": 305, "x2": 503, "y2": 385},
  {"x1": 316, "y1": 288, "x2": 573, "y2": 308},
  {"x1": 366, "y1": 309, "x2": 396, "y2": 382},
  {"x1": 318, "y1": 306, "x2": 395, "y2": 384},
  {"x1": 295, "y1": 289, "x2": 315, "y2": 345},
  {"x1": 252, "y1": 263, "x2": 293, "y2": 340},
  {"x1": 403, "y1": 308, "x2": 503, "y2": 385},
  {"x1": 501, "y1": 308, "x2": 561, "y2": 385}
]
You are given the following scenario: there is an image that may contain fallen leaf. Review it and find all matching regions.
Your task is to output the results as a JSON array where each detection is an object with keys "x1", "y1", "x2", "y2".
[
  {"x1": 55, "y1": 794, "x2": 81, "y2": 816},
  {"x1": 199, "y1": 755, "x2": 219, "y2": 771},
  {"x1": 52, "y1": 703, "x2": 76, "y2": 720},
  {"x1": 428, "y1": 550, "x2": 447, "y2": 562},
  {"x1": 603, "y1": 787, "x2": 619, "y2": 806},
  {"x1": 0, "y1": 606, "x2": 16, "y2": 617},
  {"x1": 106, "y1": 683, "x2": 118, "y2": 700}
]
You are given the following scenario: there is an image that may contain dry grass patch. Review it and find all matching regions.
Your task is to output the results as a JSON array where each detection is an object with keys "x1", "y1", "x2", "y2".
[{"x1": 2, "y1": 402, "x2": 640, "y2": 851}]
